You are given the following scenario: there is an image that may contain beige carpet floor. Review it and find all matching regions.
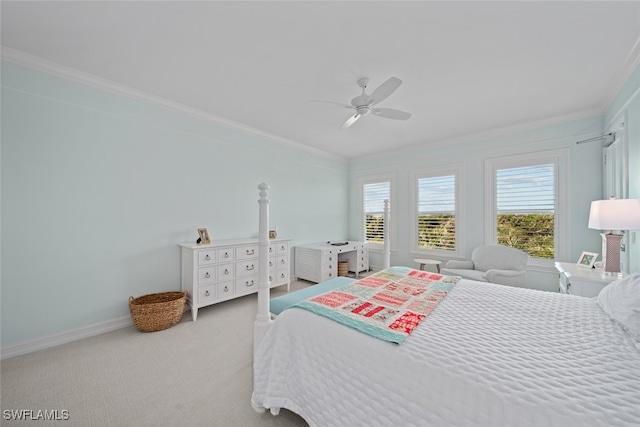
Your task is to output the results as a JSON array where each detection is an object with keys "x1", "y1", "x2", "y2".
[{"x1": 0, "y1": 277, "x2": 338, "y2": 427}]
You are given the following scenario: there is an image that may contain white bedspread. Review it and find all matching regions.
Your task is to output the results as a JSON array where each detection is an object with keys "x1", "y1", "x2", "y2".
[{"x1": 252, "y1": 279, "x2": 640, "y2": 426}]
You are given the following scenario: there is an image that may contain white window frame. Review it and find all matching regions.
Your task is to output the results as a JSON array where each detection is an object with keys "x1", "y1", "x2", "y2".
[
  {"x1": 357, "y1": 173, "x2": 397, "y2": 253},
  {"x1": 410, "y1": 164, "x2": 465, "y2": 258},
  {"x1": 484, "y1": 149, "x2": 570, "y2": 270}
]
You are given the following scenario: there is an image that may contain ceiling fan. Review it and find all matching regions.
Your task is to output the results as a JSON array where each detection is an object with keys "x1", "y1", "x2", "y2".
[{"x1": 312, "y1": 77, "x2": 412, "y2": 129}]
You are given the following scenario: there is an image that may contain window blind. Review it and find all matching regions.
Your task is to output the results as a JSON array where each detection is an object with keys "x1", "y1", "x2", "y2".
[
  {"x1": 496, "y1": 164, "x2": 555, "y2": 258},
  {"x1": 417, "y1": 175, "x2": 455, "y2": 251},
  {"x1": 363, "y1": 182, "x2": 390, "y2": 244}
]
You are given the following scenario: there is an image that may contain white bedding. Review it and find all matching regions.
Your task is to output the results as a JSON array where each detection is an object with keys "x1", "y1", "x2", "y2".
[{"x1": 252, "y1": 278, "x2": 640, "y2": 426}]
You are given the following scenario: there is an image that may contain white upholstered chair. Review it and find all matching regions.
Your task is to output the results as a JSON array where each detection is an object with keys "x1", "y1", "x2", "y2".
[{"x1": 441, "y1": 244, "x2": 529, "y2": 287}]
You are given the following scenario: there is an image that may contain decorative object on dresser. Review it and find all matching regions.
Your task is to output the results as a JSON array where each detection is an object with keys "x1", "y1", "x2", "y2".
[
  {"x1": 555, "y1": 261, "x2": 627, "y2": 297},
  {"x1": 180, "y1": 238, "x2": 290, "y2": 321},
  {"x1": 588, "y1": 197, "x2": 640, "y2": 274},
  {"x1": 576, "y1": 251, "x2": 598, "y2": 269},
  {"x1": 196, "y1": 228, "x2": 211, "y2": 244},
  {"x1": 294, "y1": 241, "x2": 369, "y2": 283}
]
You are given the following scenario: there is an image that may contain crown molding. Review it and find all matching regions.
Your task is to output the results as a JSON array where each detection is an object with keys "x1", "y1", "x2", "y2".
[
  {"x1": 601, "y1": 34, "x2": 640, "y2": 110},
  {"x1": 0, "y1": 46, "x2": 345, "y2": 162},
  {"x1": 355, "y1": 108, "x2": 603, "y2": 163}
]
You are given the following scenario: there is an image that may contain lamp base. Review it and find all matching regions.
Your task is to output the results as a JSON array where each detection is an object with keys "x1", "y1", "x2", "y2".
[{"x1": 601, "y1": 232, "x2": 623, "y2": 274}]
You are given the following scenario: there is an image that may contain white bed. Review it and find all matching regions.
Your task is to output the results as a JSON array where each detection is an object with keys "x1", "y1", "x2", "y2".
[{"x1": 251, "y1": 183, "x2": 640, "y2": 426}]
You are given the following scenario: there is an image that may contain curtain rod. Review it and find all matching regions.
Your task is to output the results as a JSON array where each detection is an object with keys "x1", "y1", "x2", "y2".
[{"x1": 576, "y1": 132, "x2": 615, "y2": 145}]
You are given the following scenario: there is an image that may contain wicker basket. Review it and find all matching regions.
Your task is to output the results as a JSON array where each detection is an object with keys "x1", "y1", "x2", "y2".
[
  {"x1": 128, "y1": 291, "x2": 186, "y2": 332},
  {"x1": 338, "y1": 261, "x2": 349, "y2": 277}
]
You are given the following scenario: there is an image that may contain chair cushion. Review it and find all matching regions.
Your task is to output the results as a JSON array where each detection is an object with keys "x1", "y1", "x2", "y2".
[
  {"x1": 472, "y1": 245, "x2": 528, "y2": 272},
  {"x1": 440, "y1": 268, "x2": 487, "y2": 282}
]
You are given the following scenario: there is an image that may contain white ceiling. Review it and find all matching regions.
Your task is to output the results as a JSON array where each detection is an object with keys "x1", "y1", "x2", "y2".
[{"x1": 2, "y1": 1, "x2": 640, "y2": 159}]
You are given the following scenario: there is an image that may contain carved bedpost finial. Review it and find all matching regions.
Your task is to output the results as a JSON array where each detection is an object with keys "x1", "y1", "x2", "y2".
[{"x1": 258, "y1": 182, "x2": 270, "y2": 200}]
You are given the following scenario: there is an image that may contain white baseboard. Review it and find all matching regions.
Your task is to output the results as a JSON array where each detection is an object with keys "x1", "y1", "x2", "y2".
[{"x1": 1, "y1": 316, "x2": 133, "y2": 360}]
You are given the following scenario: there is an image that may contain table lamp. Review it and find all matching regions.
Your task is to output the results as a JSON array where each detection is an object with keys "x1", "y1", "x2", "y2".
[{"x1": 588, "y1": 197, "x2": 640, "y2": 274}]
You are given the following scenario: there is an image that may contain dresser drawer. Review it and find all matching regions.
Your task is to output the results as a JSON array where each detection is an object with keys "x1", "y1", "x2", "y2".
[
  {"x1": 270, "y1": 270, "x2": 290, "y2": 286},
  {"x1": 236, "y1": 276, "x2": 258, "y2": 293},
  {"x1": 198, "y1": 284, "x2": 217, "y2": 304},
  {"x1": 277, "y1": 242, "x2": 289, "y2": 254},
  {"x1": 276, "y1": 255, "x2": 289, "y2": 271},
  {"x1": 216, "y1": 281, "x2": 234, "y2": 298},
  {"x1": 217, "y1": 247, "x2": 234, "y2": 262},
  {"x1": 217, "y1": 263, "x2": 234, "y2": 280},
  {"x1": 198, "y1": 267, "x2": 216, "y2": 284},
  {"x1": 236, "y1": 245, "x2": 258, "y2": 260},
  {"x1": 198, "y1": 250, "x2": 217, "y2": 266},
  {"x1": 236, "y1": 260, "x2": 257, "y2": 277}
]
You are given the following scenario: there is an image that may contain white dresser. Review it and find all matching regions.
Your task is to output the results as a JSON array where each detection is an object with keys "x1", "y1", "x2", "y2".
[
  {"x1": 554, "y1": 261, "x2": 626, "y2": 298},
  {"x1": 295, "y1": 241, "x2": 369, "y2": 283},
  {"x1": 180, "y1": 238, "x2": 290, "y2": 320}
]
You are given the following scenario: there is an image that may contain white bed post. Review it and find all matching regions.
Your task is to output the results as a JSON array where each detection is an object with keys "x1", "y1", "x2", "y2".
[
  {"x1": 383, "y1": 199, "x2": 391, "y2": 269},
  {"x1": 254, "y1": 182, "x2": 272, "y2": 355}
]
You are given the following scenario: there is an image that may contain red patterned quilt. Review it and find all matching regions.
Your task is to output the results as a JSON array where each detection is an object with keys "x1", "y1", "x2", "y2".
[{"x1": 293, "y1": 266, "x2": 459, "y2": 344}]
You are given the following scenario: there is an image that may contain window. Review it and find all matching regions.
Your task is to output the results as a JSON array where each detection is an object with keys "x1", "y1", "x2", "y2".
[
  {"x1": 411, "y1": 165, "x2": 464, "y2": 257},
  {"x1": 363, "y1": 181, "x2": 390, "y2": 245},
  {"x1": 358, "y1": 174, "x2": 395, "y2": 250},
  {"x1": 485, "y1": 150, "x2": 569, "y2": 267}
]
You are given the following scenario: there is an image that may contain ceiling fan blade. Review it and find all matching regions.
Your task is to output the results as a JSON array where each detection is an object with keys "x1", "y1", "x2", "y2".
[
  {"x1": 311, "y1": 100, "x2": 353, "y2": 109},
  {"x1": 372, "y1": 108, "x2": 412, "y2": 120},
  {"x1": 369, "y1": 77, "x2": 402, "y2": 105},
  {"x1": 340, "y1": 114, "x2": 362, "y2": 129}
]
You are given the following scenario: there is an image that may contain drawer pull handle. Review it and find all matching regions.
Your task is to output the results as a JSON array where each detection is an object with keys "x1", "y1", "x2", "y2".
[
  {"x1": 246, "y1": 265, "x2": 255, "y2": 271},
  {"x1": 224, "y1": 286, "x2": 229, "y2": 292},
  {"x1": 246, "y1": 249, "x2": 255, "y2": 255},
  {"x1": 224, "y1": 253, "x2": 230, "y2": 258},
  {"x1": 205, "y1": 290, "x2": 210, "y2": 297},
  {"x1": 205, "y1": 254, "x2": 211, "y2": 260},
  {"x1": 205, "y1": 272, "x2": 211, "y2": 278},
  {"x1": 224, "y1": 269, "x2": 229, "y2": 275},
  {"x1": 269, "y1": 261, "x2": 273, "y2": 267},
  {"x1": 269, "y1": 247, "x2": 273, "y2": 253},
  {"x1": 247, "y1": 280, "x2": 255, "y2": 287},
  {"x1": 280, "y1": 273, "x2": 285, "y2": 278},
  {"x1": 281, "y1": 245, "x2": 285, "y2": 251},
  {"x1": 329, "y1": 257, "x2": 333, "y2": 261},
  {"x1": 281, "y1": 259, "x2": 285, "y2": 264},
  {"x1": 269, "y1": 276, "x2": 273, "y2": 281}
]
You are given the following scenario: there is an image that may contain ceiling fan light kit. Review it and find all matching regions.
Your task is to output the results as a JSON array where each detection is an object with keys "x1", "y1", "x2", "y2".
[{"x1": 312, "y1": 76, "x2": 412, "y2": 129}]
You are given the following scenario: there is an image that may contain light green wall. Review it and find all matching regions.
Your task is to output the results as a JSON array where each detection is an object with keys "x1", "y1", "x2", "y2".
[
  {"x1": 1, "y1": 62, "x2": 349, "y2": 347},
  {"x1": 606, "y1": 62, "x2": 640, "y2": 273},
  {"x1": 349, "y1": 117, "x2": 606, "y2": 291},
  {"x1": 349, "y1": 62, "x2": 640, "y2": 287},
  {"x1": 2, "y1": 59, "x2": 638, "y2": 349}
]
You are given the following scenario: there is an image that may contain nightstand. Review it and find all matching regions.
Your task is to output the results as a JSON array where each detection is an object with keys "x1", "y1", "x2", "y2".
[{"x1": 554, "y1": 262, "x2": 627, "y2": 297}]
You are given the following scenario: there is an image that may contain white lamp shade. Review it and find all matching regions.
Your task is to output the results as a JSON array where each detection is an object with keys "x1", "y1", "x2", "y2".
[{"x1": 588, "y1": 198, "x2": 640, "y2": 230}]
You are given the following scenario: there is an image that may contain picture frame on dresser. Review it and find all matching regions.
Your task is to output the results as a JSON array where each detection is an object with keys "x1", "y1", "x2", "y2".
[
  {"x1": 197, "y1": 228, "x2": 211, "y2": 244},
  {"x1": 577, "y1": 251, "x2": 598, "y2": 268}
]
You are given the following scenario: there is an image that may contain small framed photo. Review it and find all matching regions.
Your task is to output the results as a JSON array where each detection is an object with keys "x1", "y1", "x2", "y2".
[
  {"x1": 197, "y1": 228, "x2": 211, "y2": 245},
  {"x1": 577, "y1": 251, "x2": 598, "y2": 268}
]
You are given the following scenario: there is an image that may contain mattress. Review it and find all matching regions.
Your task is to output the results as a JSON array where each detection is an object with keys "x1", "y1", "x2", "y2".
[
  {"x1": 252, "y1": 278, "x2": 640, "y2": 426},
  {"x1": 270, "y1": 276, "x2": 356, "y2": 315}
]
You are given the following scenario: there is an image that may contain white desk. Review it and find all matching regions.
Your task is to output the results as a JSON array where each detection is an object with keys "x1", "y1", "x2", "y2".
[
  {"x1": 295, "y1": 241, "x2": 369, "y2": 283},
  {"x1": 554, "y1": 261, "x2": 626, "y2": 297}
]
